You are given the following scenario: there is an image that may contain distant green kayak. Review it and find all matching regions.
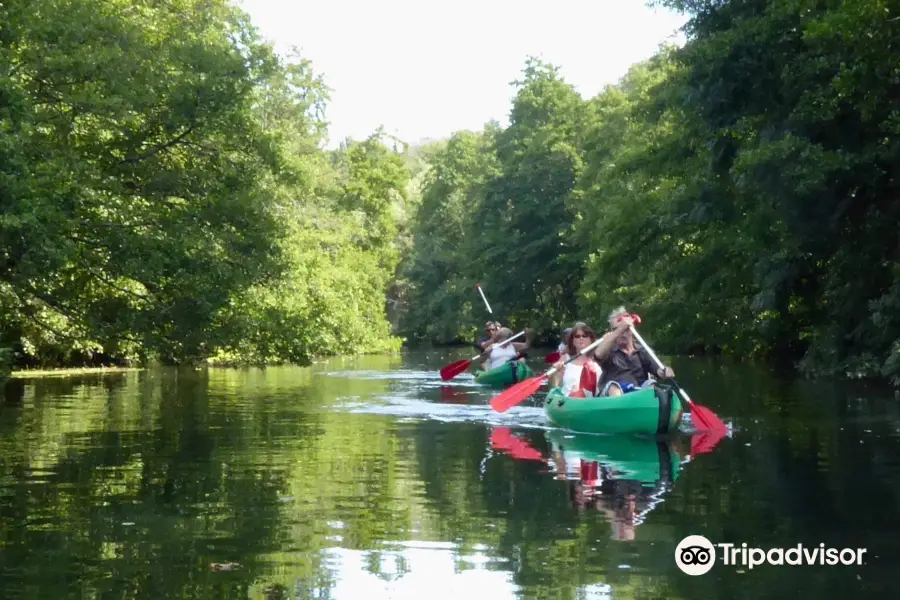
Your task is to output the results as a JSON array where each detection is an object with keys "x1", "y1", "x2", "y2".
[
  {"x1": 475, "y1": 360, "x2": 533, "y2": 387},
  {"x1": 546, "y1": 429, "x2": 680, "y2": 485},
  {"x1": 544, "y1": 385, "x2": 682, "y2": 435}
]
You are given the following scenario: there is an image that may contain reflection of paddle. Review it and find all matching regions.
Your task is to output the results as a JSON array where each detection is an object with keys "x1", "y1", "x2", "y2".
[
  {"x1": 689, "y1": 429, "x2": 727, "y2": 456},
  {"x1": 490, "y1": 336, "x2": 606, "y2": 413},
  {"x1": 439, "y1": 386, "x2": 470, "y2": 404},
  {"x1": 490, "y1": 427, "x2": 545, "y2": 461},
  {"x1": 439, "y1": 330, "x2": 525, "y2": 381},
  {"x1": 628, "y1": 325, "x2": 728, "y2": 434}
]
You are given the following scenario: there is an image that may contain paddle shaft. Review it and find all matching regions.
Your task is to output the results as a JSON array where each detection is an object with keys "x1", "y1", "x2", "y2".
[
  {"x1": 628, "y1": 325, "x2": 694, "y2": 407},
  {"x1": 476, "y1": 284, "x2": 493, "y2": 314},
  {"x1": 441, "y1": 330, "x2": 528, "y2": 381},
  {"x1": 473, "y1": 329, "x2": 524, "y2": 360},
  {"x1": 488, "y1": 335, "x2": 605, "y2": 413},
  {"x1": 544, "y1": 335, "x2": 605, "y2": 379}
]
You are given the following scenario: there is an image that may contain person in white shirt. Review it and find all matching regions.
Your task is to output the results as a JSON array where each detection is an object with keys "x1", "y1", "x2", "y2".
[
  {"x1": 480, "y1": 327, "x2": 532, "y2": 370},
  {"x1": 549, "y1": 322, "x2": 602, "y2": 397}
]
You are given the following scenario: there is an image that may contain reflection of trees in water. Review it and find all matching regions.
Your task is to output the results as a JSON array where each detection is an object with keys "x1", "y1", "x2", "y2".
[
  {"x1": 0, "y1": 368, "x2": 343, "y2": 600},
  {"x1": 6, "y1": 357, "x2": 900, "y2": 600},
  {"x1": 568, "y1": 468, "x2": 675, "y2": 543},
  {"x1": 410, "y1": 423, "x2": 680, "y2": 599}
]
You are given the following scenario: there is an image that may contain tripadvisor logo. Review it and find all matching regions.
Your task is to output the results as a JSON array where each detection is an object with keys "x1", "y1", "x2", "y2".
[{"x1": 675, "y1": 535, "x2": 867, "y2": 576}]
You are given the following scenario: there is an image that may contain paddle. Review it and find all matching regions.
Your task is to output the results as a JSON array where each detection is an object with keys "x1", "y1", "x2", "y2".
[
  {"x1": 544, "y1": 351, "x2": 561, "y2": 364},
  {"x1": 475, "y1": 282, "x2": 493, "y2": 314},
  {"x1": 689, "y1": 428, "x2": 728, "y2": 456},
  {"x1": 490, "y1": 335, "x2": 606, "y2": 413},
  {"x1": 628, "y1": 325, "x2": 728, "y2": 434},
  {"x1": 490, "y1": 427, "x2": 545, "y2": 461},
  {"x1": 440, "y1": 330, "x2": 526, "y2": 381}
]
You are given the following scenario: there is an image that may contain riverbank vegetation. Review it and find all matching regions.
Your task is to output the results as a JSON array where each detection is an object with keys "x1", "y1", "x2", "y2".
[
  {"x1": 2, "y1": 0, "x2": 898, "y2": 385},
  {"x1": 1, "y1": 0, "x2": 411, "y2": 374},
  {"x1": 398, "y1": 0, "x2": 900, "y2": 385}
]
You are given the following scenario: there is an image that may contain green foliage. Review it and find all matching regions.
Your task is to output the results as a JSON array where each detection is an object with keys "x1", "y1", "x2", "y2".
[
  {"x1": 472, "y1": 60, "x2": 588, "y2": 332},
  {"x1": 636, "y1": 0, "x2": 900, "y2": 380},
  {"x1": 402, "y1": 4, "x2": 900, "y2": 383},
  {"x1": 398, "y1": 128, "x2": 501, "y2": 342},
  {"x1": 0, "y1": 0, "x2": 403, "y2": 368},
  {"x1": 5, "y1": 0, "x2": 899, "y2": 382},
  {"x1": 400, "y1": 60, "x2": 590, "y2": 342}
]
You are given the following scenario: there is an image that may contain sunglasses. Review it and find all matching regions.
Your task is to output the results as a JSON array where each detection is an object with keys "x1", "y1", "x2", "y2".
[{"x1": 573, "y1": 333, "x2": 591, "y2": 339}]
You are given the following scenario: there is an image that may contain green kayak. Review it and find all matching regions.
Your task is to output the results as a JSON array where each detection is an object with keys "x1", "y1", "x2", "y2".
[
  {"x1": 475, "y1": 360, "x2": 533, "y2": 387},
  {"x1": 546, "y1": 429, "x2": 681, "y2": 485},
  {"x1": 544, "y1": 385, "x2": 682, "y2": 435}
]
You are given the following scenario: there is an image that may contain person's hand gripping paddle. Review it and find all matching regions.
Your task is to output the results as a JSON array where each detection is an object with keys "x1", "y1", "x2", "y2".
[{"x1": 627, "y1": 322, "x2": 728, "y2": 434}]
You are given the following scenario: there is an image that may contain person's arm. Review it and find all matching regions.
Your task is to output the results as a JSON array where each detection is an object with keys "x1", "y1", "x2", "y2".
[
  {"x1": 640, "y1": 347, "x2": 674, "y2": 379},
  {"x1": 478, "y1": 329, "x2": 501, "y2": 351},
  {"x1": 549, "y1": 350, "x2": 569, "y2": 387},
  {"x1": 475, "y1": 332, "x2": 493, "y2": 351},
  {"x1": 511, "y1": 328, "x2": 533, "y2": 351},
  {"x1": 593, "y1": 317, "x2": 632, "y2": 360},
  {"x1": 550, "y1": 361, "x2": 564, "y2": 387}
]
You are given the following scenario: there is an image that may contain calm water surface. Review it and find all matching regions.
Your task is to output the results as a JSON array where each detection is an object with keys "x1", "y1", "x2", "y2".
[{"x1": 1, "y1": 350, "x2": 899, "y2": 599}]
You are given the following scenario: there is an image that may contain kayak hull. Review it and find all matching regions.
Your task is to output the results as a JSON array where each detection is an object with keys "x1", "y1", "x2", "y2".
[
  {"x1": 546, "y1": 429, "x2": 680, "y2": 485},
  {"x1": 475, "y1": 360, "x2": 533, "y2": 387},
  {"x1": 544, "y1": 385, "x2": 682, "y2": 435}
]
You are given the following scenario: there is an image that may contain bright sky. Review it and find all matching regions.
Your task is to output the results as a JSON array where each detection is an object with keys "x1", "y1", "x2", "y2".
[{"x1": 237, "y1": 0, "x2": 688, "y2": 148}]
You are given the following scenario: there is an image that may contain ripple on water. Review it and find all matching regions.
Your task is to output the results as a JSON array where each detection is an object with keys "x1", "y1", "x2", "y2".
[
  {"x1": 340, "y1": 394, "x2": 551, "y2": 430},
  {"x1": 317, "y1": 370, "x2": 439, "y2": 381}
]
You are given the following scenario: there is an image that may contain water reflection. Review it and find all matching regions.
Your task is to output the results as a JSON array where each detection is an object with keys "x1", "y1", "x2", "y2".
[
  {"x1": 490, "y1": 427, "x2": 697, "y2": 544},
  {"x1": 262, "y1": 545, "x2": 523, "y2": 600},
  {"x1": 1, "y1": 353, "x2": 899, "y2": 599},
  {"x1": 438, "y1": 385, "x2": 471, "y2": 404}
]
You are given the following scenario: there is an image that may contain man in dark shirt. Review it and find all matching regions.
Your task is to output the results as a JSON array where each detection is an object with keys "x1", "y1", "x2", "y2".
[
  {"x1": 476, "y1": 321, "x2": 500, "y2": 351},
  {"x1": 593, "y1": 309, "x2": 674, "y2": 396}
]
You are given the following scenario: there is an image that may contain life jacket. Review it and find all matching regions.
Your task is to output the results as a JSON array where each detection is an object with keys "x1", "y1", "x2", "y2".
[{"x1": 568, "y1": 361, "x2": 600, "y2": 398}]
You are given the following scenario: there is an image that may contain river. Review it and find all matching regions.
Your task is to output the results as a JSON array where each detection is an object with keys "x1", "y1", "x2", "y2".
[{"x1": 1, "y1": 349, "x2": 897, "y2": 599}]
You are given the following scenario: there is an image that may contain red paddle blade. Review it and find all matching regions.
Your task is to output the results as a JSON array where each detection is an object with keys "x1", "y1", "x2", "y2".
[
  {"x1": 440, "y1": 359, "x2": 472, "y2": 381},
  {"x1": 490, "y1": 427, "x2": 545, "y2": 461},
  {"x1": 690, "y1": 404, "x2": 728, "y2": 434},
  {"x1": 544, "y1": 351, "x2": 561, "y2": 364},
  {"x1": 490, "y1": 375, "x2": 548, "y2": 413},
  {"x1": 690, "y1": 428, "x2": 727, "y2": 456}
]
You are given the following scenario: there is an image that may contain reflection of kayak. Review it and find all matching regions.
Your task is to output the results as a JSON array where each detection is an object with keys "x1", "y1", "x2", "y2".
[
  {"x1": 544, "y1": 385, "x2": 682, "y2": 435},
  {"x1": 475, "y1": 360, "x2": 532, "y2": 387},
  {"x1": 546, "y1": 429, "x2": 679, "y2": 485}
]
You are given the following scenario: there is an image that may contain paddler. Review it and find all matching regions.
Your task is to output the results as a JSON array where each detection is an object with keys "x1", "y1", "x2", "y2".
[
  {"x1": 549, "y1": 322, "x2": 603, "y2": 397},
  {"x1": 593, "y1": 307, "x2": 675, "y2": 396},
  {"x1": 476, "y1": 321, "x2": 500, "y2": 351},
  {"x1": 479, "y1": 327, "x2": 532, "y2": 371}
]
